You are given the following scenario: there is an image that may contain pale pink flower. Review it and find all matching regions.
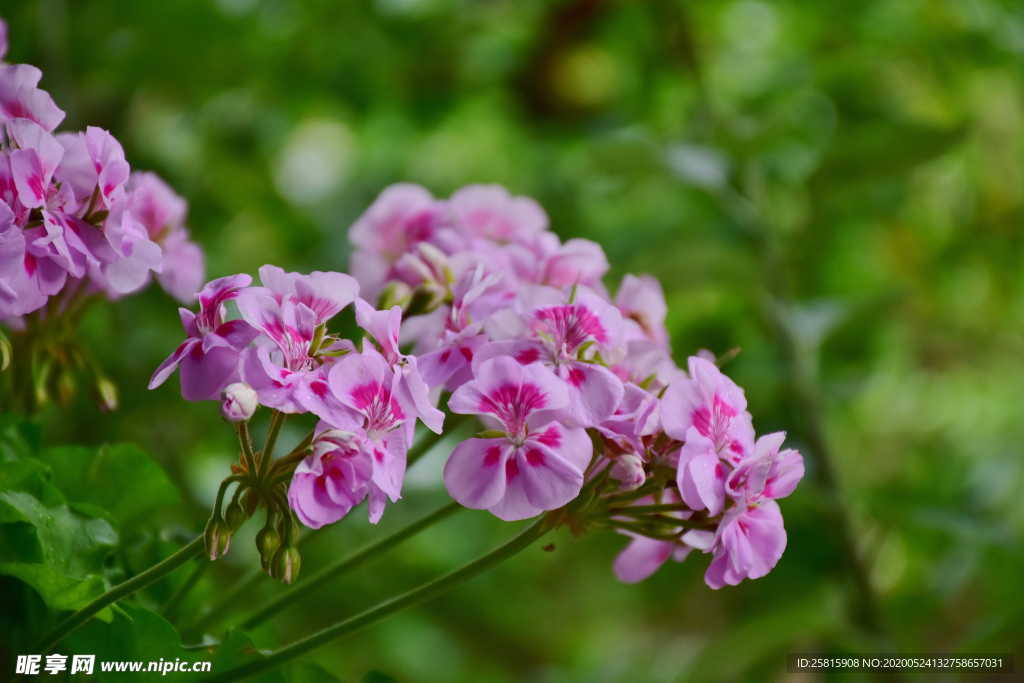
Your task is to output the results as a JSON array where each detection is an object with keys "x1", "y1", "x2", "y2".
[{"x1": 443, "y1": 357, "x2": 591, "y2": 521}]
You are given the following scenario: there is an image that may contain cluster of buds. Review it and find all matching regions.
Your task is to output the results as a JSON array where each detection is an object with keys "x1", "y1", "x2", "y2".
[
  {"x1": 152, "y1": 182, "x2": 805, "y2": 590},
  {"x1": 0, "y1": 17, "x2": 203, "y2": 411}
]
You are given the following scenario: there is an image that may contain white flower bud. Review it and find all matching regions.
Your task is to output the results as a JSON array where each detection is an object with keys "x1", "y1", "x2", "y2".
[
  {"x1": 221, "y1": 382, "x2": 258, "y2": 422},
  {"x1": 610, "y1": 453, "x2": 646, "y2": 491}
]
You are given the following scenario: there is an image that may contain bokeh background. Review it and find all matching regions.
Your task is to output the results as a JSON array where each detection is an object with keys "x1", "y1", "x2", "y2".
[{"x1": 6, "y1": 0, "x2": 1024, "y2": 680}]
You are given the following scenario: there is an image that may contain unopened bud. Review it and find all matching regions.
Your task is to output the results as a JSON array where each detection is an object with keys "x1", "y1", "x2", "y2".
[
  {"x1": 203, "y1": 516, "x2": 232, "y2": 561},
  {"x1": 225, "y1": 499, "x2": 248, "y2": 531},
  {"x1": 95, "y1": 375, "x2": 119, "y2": 412},
  {"x1": 256, "y1": 526, "x2": 281, "y2": 569},
  {"x1": 270, "y1": 546, "x2": 301, "y2": 584},
  {"x1": 221, "y1": 382, "x2": 258, "y2": 422},
  {"x1": 415, "y1": 242, "x2": 453, "y2": 285},
  {"x1": 57, "y1": 369, "x2": 77, "y2": 405},
  {"x1": 610, "y1": 453, "x2": 646, "y2": 491},
  {"x1": 378, "y1": 281, "x2": 412, "y2": 310}
]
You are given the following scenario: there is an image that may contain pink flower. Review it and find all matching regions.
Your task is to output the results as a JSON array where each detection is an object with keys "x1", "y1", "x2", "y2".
[
  {"x1": 537, "y1": 237, "x2": 609, "y2": 289},
  {"x1": 348, "y1": 183, "x2": 455, "y2": 299},
  {"x1": 0, "y1": 198, "x2": 56, "y2": 316},
  {"x1": 149, "y1": 274, "x2": 259, "y2": 400},
  {"x1": 288, "y1": 429, "x2": 373, "y2": 529},
  {"x1": 237, "y1": 265, "x2": 359, "y2": 419},
  {"x1": 443, "y1": 357, "x2": 591, "y2": 521},
  {"x1": 449, "y1": 184, "x2": 547, "y2": 244},
  {"x1": 595, "y1": 382, "x2": 659, "y2": 455},
  {"x1": 480, "y1": 286, "x2": 625, "y2": 427},
  {"x1": 0, "y1": 62, "x2": 64, "y2": 132},
  {"x1": 725, "y1": 432, "x2": 804, "y2": 503},
  {"x1": 326, "y1": 349, "x2": 411, "y2": 522},
  {"x1": 413, "y1": 265, "x2": 512, "y2": 391},
  {"x1": 156, "y1": 228, "x2": 204, "y2": 303},
  {"x1": 125, "y1": 171, "x2": 204, "y2": 302},
  {"x1": 703, "y1": 501, "x2": 786, "y2": 589},
  {"x1": 616, "y1": 274, "x2": 669, "y2": 346},
  {"x1": 675, "y1": 426, "x2": 727, "y2": 516},
  {"x1": 702, "y1": 433, "x2": 803, "y2": 589},
  {"x1": 354, "y1": 298, "x2": 444, "y2": 439},
  {"x1": 661, "y1": 355, "x2": 754, "y2": 462}
]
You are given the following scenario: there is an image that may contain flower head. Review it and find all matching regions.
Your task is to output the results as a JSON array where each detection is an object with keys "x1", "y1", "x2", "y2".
[
  {"x1": 148, "y1": 274, "x2": 258, "y2": 400},
  {"x1": 444, "y1": 357, "x2": 591, "y2": 521}
]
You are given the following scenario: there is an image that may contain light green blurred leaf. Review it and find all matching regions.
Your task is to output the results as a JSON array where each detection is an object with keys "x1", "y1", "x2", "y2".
[{"x1": 40, "y1": 443, "x2": 181, "y2": 529}]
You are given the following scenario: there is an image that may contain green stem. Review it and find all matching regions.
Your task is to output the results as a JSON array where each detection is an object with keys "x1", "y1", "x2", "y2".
[
  {"x1": 203, "y1": 518, "x2": 548, "y2": 682},
  {"x1": 185, "y1": 428, "x2": 455, "y2": 637},
  {"x1": 260, "y1": 411, "x2": 286, "y2": 475},
  {"x1": 239, "y1": 501, "x2": 462, "y2": 630},
  {"x1": 184, "y1": 528, "x2": 318, "y2": 639},
  {"x1": 38, "y1": 536, "x2": 204, "y2": 653},
  {"x1": 237, "y1": 422, "x2": 258, "y2": 475}
]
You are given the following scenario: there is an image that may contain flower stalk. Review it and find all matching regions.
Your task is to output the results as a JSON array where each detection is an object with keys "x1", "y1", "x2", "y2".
[{"x1": 203, "y1": 518, "x2": 549, "y2": 683}]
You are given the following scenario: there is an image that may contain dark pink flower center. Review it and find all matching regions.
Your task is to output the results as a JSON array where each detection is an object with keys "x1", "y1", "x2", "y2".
[
  {"x1": 478, "y1": 381, "x2": 547, "y2": 436},
  {"x1": 531, "y1": 304, "x2": 608, "y2": 356},
  {"x1": 691, "y1": 394, "x2": 739, "y2": 452},
  {"x1": 351, "y1": 381, "x2": 404, "y2": 433}
]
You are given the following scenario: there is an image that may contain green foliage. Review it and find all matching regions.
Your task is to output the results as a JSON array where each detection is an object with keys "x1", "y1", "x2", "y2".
[
  {"x1": 63, "y1": 603, "x2": 200, "y2": 682},
  {"x1": 40, "y1": 444, "x2": 181, "y2": 529},
  {"x1": 0, "y1": 490, "x2": 117, "y2": 613}
]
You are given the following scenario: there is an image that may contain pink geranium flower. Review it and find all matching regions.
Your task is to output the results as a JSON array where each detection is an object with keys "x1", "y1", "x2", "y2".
[
  {"x1": 327, "y1": 348, "x2": 411, "y2": 522},
  {"x1": 288, "y1": 429, "x2": 373, "y2": 529},
  {"x1": 616, "y1": 274, "x2": 669, "y2": 346},
  {"x1": 661, "y1": 355, "x2": 755, "y2": 462},
  {"x1": 703, "y1": 432, "x2": 804, "y2": 589},
  {"x1": 149, "y1": 274, "x2": 259, "y2": 400},
  {"x1": 238, "y1": 265, "x2": 359, "y2": 421},
  {"x1": 480, "y1": 286, "x2": 625, "y2": 427},
  {"x1": 354, "y1": 298, "x2": 444, "y2": 439},
  {"x1": 443, "y1": 357, "x2": 591, "y2": 521}
]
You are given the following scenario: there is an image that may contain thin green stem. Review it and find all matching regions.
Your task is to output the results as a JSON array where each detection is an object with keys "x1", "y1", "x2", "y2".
[
  {"x1": 38, "y1": 536, "x2": 204, "y2": 653},
  {"x1": 184, "y1": 528, "x2": 318, "y2": 638},
  {"x1": 260, "y1": 411, "x2": 286, "y2": 475},
  {"x1": 203, "y1": 518, "x2": 548, "y2": 682},
  {"x1": 184, "y1": 428, "x2": 453, "y2": 637},
  {"x1": 237, "y1": 422, "x2": 258, "y2": 475},
  {"x1": 239, "y1": 501, "x2": 462, "y2": 630}
]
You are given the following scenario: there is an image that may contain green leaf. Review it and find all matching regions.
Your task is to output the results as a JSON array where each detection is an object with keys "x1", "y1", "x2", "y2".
[
  {"x1": 40, "y1": 443, "x2": 181, "y2": 529},
  {"x1": 0, "y1": 490, "x2": 118, "y2": 612},
  {"x1": 63, "y1": 603, "x2": 202, "y2": 682}
]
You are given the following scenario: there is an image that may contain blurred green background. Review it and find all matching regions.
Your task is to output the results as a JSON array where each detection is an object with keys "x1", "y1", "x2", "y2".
[{"x1": 5, "y1": 0, "x2": 1024, "y2": 680}]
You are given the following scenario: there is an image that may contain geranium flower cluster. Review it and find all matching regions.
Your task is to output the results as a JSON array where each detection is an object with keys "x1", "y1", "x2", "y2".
[
  {"x1": 151, "y1": 182, "x2": 804, "y2": 589},
  {"x1": 0, "y1": 19, "x2": 203, "y2": 326}
]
